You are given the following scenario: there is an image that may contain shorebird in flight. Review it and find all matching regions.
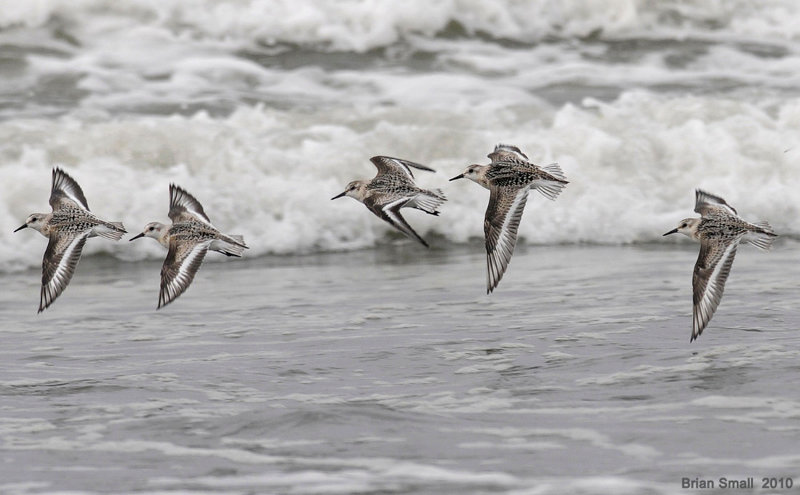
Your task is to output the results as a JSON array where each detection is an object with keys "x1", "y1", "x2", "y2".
[
  {"x1": 14, "y1": 167, "x2": 126, "y2": 312},
  {"x1": 450, "y1": 144, "x2": 568, "y2": 293},
  {"x1": 332, "y1": 156, "x2": 446, "y2": 248},
  {"x1": 130, "y1": 184, "x2": 248, "y2": 309},
  {"x1": 664, "y1": 189, "x2": 777, "y2": 342}
]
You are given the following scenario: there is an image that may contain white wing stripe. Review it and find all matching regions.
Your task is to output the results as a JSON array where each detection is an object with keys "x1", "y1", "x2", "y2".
[
  {"x1": 382, "y1": 198, "x2": 410, "y2": 222},
  {"x1": 59, "y1": 189, "x2": 89, "y2": 211},
  {"x1": 382, "y1": 199, "x2": 419, "y2": 240},
  {"x1": 695, "y1": 190, "x2": 737, "y2": 216},
  {"x1": 487, "y1": 188, "x2": 528, "y2": 292},
  {"x1": 41, "y1": 233, "x2": 89, "y2": 310},
  {"x1": 160, "y1": 242, "x2": 210, "y2": 307},
  {"x1": 51, "y1": 169, "x2": 90, "y2": 211},
  {"x1": 693, "y1": 241, "x2": 738, "y2": 338},
  {"x1": 390, "y1": 158, "x2": 414, "y2": 179},
  {"x1": 170, "y1": 186, "x2": 213, "y2": 226},
  {"x1": 48, "y1": 236, "x2": 85, "y2": 287}
]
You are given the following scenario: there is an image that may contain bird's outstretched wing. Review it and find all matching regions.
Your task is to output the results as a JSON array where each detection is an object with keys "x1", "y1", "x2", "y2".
[
  {"x1": 484, "y1": 186, "x2": 530, "y2": 293},
  {"x1": 488, "y1": 143, "x2": 529, "y2": 164},
  {"x1": 158, "y1": 237, "x2": 210, "y2": 309},
  {"x1": 691, "y1": 237, "x2": 739, "y2": 341},
  {"x1": 365, "y1": 195, "x2": 430, "y2": 248},
  {"x1": 695, "y1": 189, "x2": 737, "y2": 216},
  {"x1": 370, "y1": 156, "x2": 435, "y2": 181},
  {"x1": 168, "y1": 184, "x2": 213, "y2": 226},
  {"x1": 39, "y1": 230, "x2": 90, "y2": 312},
  {"x1": 50, "y1": 167, "x2": 90, "y2": 212}
]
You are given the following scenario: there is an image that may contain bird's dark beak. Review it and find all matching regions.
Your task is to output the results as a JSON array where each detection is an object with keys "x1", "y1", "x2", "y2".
[
  {"x1": 13, "y1": 224, "x2": 28, "y2": 232},
  {"x1": 331, "y1": 191, "x2": 346, "y2": 200},
  {"x1": 449, "y1": 174, "x2": 464, "y2": 181},
  {"x1": 129, "y1": 232, "x2": 145, "y2": 241},
  {"x1": 663, "y1": 228, "x2": 678, "y2": 236}
]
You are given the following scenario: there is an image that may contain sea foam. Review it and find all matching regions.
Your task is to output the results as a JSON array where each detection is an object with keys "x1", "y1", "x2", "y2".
[
  {"x1": 2, "y1": 90, "x2": 799, "y2": 272},
  {"x1": 3, "y1": 0, "x2": 800, "y2": 49}
]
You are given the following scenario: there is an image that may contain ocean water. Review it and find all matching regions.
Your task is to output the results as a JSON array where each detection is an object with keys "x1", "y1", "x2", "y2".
[
  {"x1": 2, "y1": 244, "x2": 799, "y2": 494},
  {"x1": 1, "y1": 1, "x2": 799, "y2": 493}
]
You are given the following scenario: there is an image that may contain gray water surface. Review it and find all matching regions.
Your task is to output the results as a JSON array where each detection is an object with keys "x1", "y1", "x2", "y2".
[{"x1": 1, "y1": 243, "x2": 798, "y2": 494}]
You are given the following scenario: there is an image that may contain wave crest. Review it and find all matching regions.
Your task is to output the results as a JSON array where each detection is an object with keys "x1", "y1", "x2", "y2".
[
  {"x1": 2, "y1": 91, "x2": 798, "y2": 272},
  {"x1": 3, "y1": 0, "x2": 800, "y2": 52}
]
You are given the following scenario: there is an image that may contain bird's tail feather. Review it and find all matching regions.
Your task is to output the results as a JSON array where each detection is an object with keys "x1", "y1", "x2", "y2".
[
  {"x1": 409, "y1": 189, "x2": 447, "y2": 215},
  {"x1": 95, "y1": 222, "x2": 126, "y2": 241},
  {"x1": 532, "y1": 163, "x2": 568, "y2": 201},
  {"x1": 746, "y1": 221, "x2": 777, "y2": 251},
  {"x1": 542, "y1": 162, "x2": 567, "y2": 182},
  {"x1": 212, "y1": 235, "x2": 248, "y2": 257},
  {"x1": 533, "y1": 180, "x2": 567, "y2": 201}
]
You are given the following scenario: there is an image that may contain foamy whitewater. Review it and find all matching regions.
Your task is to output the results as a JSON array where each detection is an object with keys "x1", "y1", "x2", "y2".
[{"x1": 2, "y1": 2, "x2": 800, "y2": 494}]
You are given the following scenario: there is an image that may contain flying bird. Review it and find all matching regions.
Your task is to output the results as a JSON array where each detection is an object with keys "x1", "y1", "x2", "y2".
[
  {"x1": 14, "y1": 167, "x2": 126, "y2": 312},
  {"x1": 130, "y1": 184, "x2": 248, "y2": 309},
  {"x1": 450, "y1": 144, "x2": 568, "y2": 293},
  {"x1": 664, "y1": 189, "x2": 777, "y2": 342},
  {"x1": 332, "y1": 156, "x2": 446, "y2": 248}
]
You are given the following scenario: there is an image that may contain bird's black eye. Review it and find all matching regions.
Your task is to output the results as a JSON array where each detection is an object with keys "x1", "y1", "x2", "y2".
[
  {"x1": 681, "y1": 223, "x2": 687, "y2": 228},
  {"x1": 148, "y1": 226, "x2": 154, "y2": 231}
]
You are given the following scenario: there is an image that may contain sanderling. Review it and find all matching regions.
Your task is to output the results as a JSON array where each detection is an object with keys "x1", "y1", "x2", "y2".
[
  {"x1": 130, "y1": 184, "x2": 248, "y2": 309},
  {"x1": 332, "y1": 156, "x2": 447, "y2": 248},
  {"x1": 14, "y1": 167, "x2": 127, "y2": 312},
  {"x1": 450, "y1": 144, "x2": 568, "y2": 293},
  {"x1": 664, "y1": 189, "x2": 777, "y2": 342}
]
